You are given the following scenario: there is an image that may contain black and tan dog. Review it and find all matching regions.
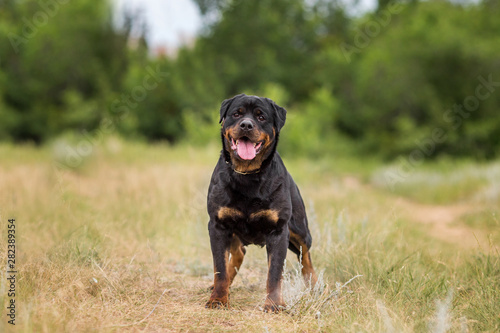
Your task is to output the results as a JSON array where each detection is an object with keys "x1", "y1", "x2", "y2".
[{"x1": 206, "y1": 94, "x2": 317, "y2": 312}]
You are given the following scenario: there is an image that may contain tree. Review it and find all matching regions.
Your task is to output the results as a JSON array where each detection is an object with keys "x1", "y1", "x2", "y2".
[{"x1": 0, "y1": 0, "x2": 132, "y2": 142}]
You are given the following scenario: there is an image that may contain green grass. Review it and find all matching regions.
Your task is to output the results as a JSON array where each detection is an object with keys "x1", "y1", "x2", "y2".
[
  {"x1": 456, "y1": 209, "x2": 500, "y2": 246},
  {"x1": 0, "y1": 138, "x2": 498, "y2": 332}
]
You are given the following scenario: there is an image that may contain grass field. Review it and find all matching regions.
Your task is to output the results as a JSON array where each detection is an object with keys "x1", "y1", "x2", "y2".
[{"x1": 0, "y1": 138, "x2": 499, "y2": 332}]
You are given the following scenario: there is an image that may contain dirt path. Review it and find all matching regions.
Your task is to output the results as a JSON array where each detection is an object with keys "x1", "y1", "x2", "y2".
[
  {"x1": 393, "y1": 198, "x2": 489, "y2": 249},
  {"x1": 342, "y1": 176, "x2": 492, "y2": 250}
]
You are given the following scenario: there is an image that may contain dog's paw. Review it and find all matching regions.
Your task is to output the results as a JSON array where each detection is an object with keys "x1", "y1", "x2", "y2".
[
  {"x1": 263, "y1": 300, "x2": 286, "y2": 313},
  {"x1": 205, "y1": 297, "x2": 229, "y2": 309}
]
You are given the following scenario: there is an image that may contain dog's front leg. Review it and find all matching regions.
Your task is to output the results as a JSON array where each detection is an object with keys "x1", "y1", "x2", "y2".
[
  {"x1": 264, "y1": 228, "x2": 289, "y2": 312},
  {"x1": 206, "y1": 220, "x2": 232, "y2": 309}
]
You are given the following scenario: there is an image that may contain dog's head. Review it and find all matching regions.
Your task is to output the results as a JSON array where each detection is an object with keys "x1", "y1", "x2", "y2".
[{"x1": 219, "y1": 94, "x2": 287, "y2": 174}]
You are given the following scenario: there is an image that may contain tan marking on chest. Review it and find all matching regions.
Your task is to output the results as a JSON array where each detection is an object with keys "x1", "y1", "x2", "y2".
[
  {"x1": 217, "y1": 207, "x2": 244, "y2": 220},
  {"x1": 249, "y1": 209, "x2": 280, "y2": 223}
]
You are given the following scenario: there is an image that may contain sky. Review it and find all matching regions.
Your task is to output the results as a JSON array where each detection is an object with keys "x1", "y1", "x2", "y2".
[
  {"x1": 113, "y1": 0, "x2": 377, "y2": 49},
  {"x1": 113, "y1": 0, "x2": 203, "y2": 49}
]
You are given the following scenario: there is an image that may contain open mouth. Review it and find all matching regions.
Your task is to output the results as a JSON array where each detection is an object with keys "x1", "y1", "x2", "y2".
[{"x1": 230, "y1": 136, "x2": 263, "y2": 160}]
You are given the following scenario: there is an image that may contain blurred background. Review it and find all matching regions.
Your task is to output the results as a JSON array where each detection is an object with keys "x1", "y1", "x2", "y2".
[{"x1": 0, "y1": 0, "x2": 499, "y2": 159}]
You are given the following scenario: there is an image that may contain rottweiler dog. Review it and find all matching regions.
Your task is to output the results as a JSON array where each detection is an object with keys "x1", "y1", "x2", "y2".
[{"x1": 206, "y1": 94, "x2": 317, "y2": 312}]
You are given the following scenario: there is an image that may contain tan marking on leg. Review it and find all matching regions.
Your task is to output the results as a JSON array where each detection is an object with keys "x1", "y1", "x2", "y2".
[
  {"x1": 289, "y1": 230, "x2": 304, "y2": 249},
  {"x1": 289, "y1": 230, "x2": 318, "y2": 287},
  {"x1": 250, "y1": 209, "x2": 280, "y2": 223},
  {"x1": 227, "y1": 236, "x2": 245, "y2": 285},
  {"x1": 301, "y1": 251, "x2": 318, "y2": 286}
]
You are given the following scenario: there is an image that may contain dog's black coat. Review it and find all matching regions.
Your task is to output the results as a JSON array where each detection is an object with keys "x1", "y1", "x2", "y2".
[{"x1": 206, "y1": 94, "x2": 316, "y2": 312}]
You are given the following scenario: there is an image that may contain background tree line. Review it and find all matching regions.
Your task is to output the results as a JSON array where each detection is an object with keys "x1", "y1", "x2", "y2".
[{"x1": 0, "y1": 0, "x2": 499, "y2": 159}]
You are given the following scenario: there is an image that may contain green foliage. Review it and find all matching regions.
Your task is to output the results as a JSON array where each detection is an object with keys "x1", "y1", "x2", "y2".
[
  {"x1": 1, "y1": 0, "x2": 500, "y2": 160},
  {"x1": 281, "y1": 87, "x2": 350, "y2": 157},
  {"x1": 117, "y1": 58, "x2": 185, "y2": 141},
  {"x1": 340, "y1": 1, "x2": 500, "y2": 159},
  {"x1": 182, "y1": 104, "x2": 221, "y2": 146},
  {"x1": 195, "y1": 0, "x2": 323, "y2": 100},
  {"x1": 0, "y1": 0, "x2": 130, "y2": 142}
]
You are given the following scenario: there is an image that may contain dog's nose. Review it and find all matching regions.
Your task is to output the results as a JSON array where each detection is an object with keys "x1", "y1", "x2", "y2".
[{"x1": 239, "y1": 119, "x2": 254, "y2": 131}]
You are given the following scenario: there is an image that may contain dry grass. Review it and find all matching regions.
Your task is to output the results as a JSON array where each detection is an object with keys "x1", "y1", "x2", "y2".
[{"x1": 0, "y1": 139, "x2": 498, "y2": 332}]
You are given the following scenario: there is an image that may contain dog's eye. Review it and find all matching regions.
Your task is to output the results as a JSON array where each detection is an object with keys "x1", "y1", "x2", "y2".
[
  {"x1": 257, "y1": 115, "x2": 266, "y2": 122},
  {"x1": 233, "y1": 112, "x2": 242, "y2": 118}
]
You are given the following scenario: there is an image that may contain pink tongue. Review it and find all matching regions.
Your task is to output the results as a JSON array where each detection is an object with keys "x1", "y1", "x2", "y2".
[{"x1": 237, "y1": 140, "x2": 256, "y2": 160}]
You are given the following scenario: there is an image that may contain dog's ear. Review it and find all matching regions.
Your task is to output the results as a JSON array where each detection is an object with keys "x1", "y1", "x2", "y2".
[
  {"x1": 219, "y1": 94, "x2": 245, "y2": 124},
  {"x1": 266, "y1": 98, "x2": 287, "y2": 131}
]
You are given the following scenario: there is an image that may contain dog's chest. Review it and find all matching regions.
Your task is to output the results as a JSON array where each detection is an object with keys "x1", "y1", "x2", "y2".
[
  {"x1": 216, "y1": 203, "x2": 283, "y2": 245},
  {"x1": 217, "y1": 206, "x2": 279, "y2": 225}
]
